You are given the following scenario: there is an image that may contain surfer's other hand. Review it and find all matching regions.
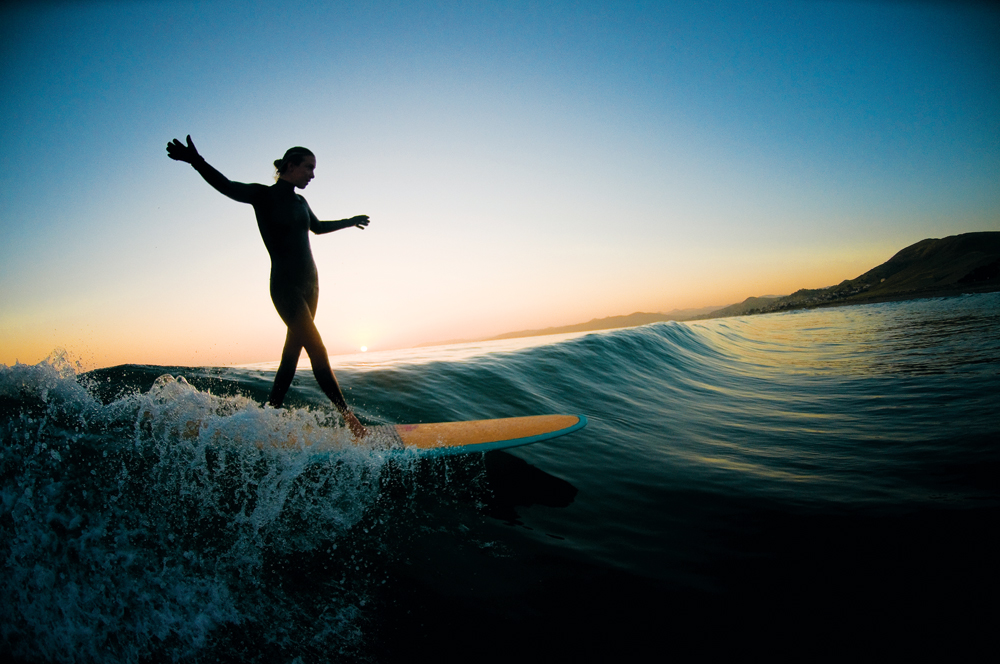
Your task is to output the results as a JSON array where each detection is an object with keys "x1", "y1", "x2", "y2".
[
  {"x1": 345, "y1": 411, "x2": 367, "y2": 439},
  {"x1": 166, "y1": 135, "x2": 201, "y2": 163},
  {"x1": 350, "y1": 215, "x2": 370, "y2": 230}
]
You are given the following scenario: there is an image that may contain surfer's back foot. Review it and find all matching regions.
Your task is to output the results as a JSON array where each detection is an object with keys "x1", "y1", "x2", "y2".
[{"x1": 345, "y1": 411, "x2": 367, "y2": 439}]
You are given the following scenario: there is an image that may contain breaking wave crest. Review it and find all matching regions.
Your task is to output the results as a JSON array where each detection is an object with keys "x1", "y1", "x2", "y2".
[{"x1": 1, "y1": 352, "x2": 389, "y2": 662}]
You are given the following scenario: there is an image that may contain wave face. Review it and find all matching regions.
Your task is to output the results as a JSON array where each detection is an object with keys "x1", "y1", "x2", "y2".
[{"x1": 3, "y1": 293, "x2": 999, "y2": 661}]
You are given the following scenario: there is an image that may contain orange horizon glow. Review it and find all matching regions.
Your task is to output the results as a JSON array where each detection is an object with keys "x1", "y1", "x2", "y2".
[{"x1": 0, "y1": 241, "x2": 902, "y2": 370}]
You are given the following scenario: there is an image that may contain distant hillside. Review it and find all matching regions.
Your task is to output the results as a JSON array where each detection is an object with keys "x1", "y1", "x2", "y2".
[
  {"x1": 703, "y1": 232, "x2": 1000, "y2": 319},
  {"x1": 702, "y1": 296, "x2": 783, "y2": 319},
  {"x1": 419, "y1": 232, "x2": 999, "y2": 349}
]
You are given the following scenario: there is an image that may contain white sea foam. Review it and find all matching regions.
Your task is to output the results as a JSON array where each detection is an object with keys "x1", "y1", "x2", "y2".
[{"x1": 1, "y1": 355, "x2": 391, "y2": 662}]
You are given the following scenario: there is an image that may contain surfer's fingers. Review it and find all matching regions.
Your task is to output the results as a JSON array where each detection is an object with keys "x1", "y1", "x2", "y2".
[{"x1": 166, "y1": 139, "x2": 185, "y2": 159}]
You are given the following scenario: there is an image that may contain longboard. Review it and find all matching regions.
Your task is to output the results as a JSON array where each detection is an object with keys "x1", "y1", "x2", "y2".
[{"x1": 368, "y1": 414, "x2": 588, "y2": 456}]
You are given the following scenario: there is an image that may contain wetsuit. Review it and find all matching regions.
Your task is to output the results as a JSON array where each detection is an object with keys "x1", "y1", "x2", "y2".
[{"x1": 191, "y1": 158, "x2": 356, "y2": 410}]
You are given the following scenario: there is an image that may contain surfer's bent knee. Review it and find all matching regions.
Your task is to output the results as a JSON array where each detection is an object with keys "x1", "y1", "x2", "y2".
[{"x1": 270, "y1": 280, "x2": 317, "y2": 324}]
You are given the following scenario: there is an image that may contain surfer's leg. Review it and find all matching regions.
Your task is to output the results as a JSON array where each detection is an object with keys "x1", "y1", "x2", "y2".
[
  {"x1": 291, "y1": 313, "x2": 350, "y2": 413},
  {"x1": 268, "y1": 313, "x2": 335, "y2": 408},
  {"x1": 270, "y1": 302, "x2": 349, "y2": 410},
  {"x1": 268, "y1": 332, "x2": 302, "y2": 407},
  {"x1": 268, "y1": 284, "x2": 364, "y2": 435},
  {"x1": 295, "y1": 312, "x2": 366, "y2": 436},
  {"x1": 268, "y1": 282, "x2": 314, "y2": 408}
]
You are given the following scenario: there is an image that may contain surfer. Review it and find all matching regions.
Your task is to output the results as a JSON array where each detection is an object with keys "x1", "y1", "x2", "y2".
[{"x1": 166, "y1": 135, "x2": 368, "y2": 438}]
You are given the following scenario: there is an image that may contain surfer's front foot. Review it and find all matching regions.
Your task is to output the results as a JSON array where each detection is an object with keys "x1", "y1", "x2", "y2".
[{"x1": 344, "y1": 411, "x2": 367, "y2": 439}]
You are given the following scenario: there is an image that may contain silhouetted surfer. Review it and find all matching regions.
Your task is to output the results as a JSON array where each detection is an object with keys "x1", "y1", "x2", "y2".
[{"x1": 166, "y1": 136, "x2": 368, "y2": 438}]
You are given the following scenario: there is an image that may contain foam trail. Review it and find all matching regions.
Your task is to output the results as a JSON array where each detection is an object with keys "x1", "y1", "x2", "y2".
[{"x1": 1, "y1": 355, "x2": 388, "y2": 662}]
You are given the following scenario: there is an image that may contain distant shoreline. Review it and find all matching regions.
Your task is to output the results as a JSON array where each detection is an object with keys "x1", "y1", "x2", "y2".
[
  {"x1": 688, "y1": 281, "x2": 1000, "y2": 322},
  {"x1": 477, "y1": 284, "x2": 1000, "y2": 345},
  {"x1": 462, "y1": 232, "x2": 1000, "y2": 343}
]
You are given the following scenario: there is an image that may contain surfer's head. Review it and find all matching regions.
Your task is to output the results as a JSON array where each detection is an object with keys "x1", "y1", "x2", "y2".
[
  {"x1": 274, "y1": 147, "x2": 315, "y2": 175},
  {"x1": 275, "y1": 147, "x2": 316, "y2": 188}
]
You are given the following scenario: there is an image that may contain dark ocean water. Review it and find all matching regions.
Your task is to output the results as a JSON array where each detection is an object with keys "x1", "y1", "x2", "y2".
[{"x1": 3, "y1": 293, "x2": 998, "y2": 662}]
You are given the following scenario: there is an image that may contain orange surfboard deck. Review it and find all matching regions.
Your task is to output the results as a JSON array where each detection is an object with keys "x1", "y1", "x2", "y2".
[{"x1": 370, "y1": 414, "x2": 587, "y2": 456}]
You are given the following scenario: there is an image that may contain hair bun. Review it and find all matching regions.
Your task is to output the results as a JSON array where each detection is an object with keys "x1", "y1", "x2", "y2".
[{"x1": 273, "y1": 158, "x2": 284, "y2": 170}]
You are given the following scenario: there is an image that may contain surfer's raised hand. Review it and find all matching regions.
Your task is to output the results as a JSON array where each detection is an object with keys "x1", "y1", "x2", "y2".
[
  {"x1": 166, "y1": 135, "x2": 202, "y2": 164},
  {"x1": 350, "y1": 215, "x2": 370, "y2": 230}
]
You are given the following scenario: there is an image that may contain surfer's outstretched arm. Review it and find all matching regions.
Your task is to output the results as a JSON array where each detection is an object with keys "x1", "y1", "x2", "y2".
[
  {"x1": 310, "y1": 215, "x2": 370, "y2": 234},
  {"x1": 166, "y1": 135, "x2": 256, "y2": 204}
]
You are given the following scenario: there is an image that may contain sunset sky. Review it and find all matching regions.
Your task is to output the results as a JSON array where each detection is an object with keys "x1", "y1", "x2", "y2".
[{"x1": 2, "y1": 0, "x2": 998, "y2": 368}]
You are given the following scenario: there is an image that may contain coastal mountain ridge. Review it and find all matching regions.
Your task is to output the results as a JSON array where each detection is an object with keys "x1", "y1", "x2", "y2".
[
  {"x1": 701, "y1": 231, "x2": 1000, "y2": 318},
  {"x1": 484, "y1": 232, "x2": 1000, "y2": 341}
]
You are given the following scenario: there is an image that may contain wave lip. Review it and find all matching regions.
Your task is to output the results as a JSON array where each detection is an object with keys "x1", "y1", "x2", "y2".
[{"x1": 1, "y1": 360, "x2": 383, "y2": 662}]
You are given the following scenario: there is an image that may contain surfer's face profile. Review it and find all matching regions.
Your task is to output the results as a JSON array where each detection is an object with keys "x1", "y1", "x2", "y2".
[{"x1": 281, "y1": 155, "x2": 317, "y2": 189}]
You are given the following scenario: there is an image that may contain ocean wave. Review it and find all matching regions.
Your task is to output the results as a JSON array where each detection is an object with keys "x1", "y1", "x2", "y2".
[
  {"x1": 3, "y1": 293, "x2": 998, "y2": 661},
  {"x1": 1, "y1": 354, "x2": 389, "y2": 662}
]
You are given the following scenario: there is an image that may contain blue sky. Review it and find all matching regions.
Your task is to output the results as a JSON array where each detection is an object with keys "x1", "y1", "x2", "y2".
[{"x1": 1, "y1": 0, "x2": 997, "y2": 367}]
